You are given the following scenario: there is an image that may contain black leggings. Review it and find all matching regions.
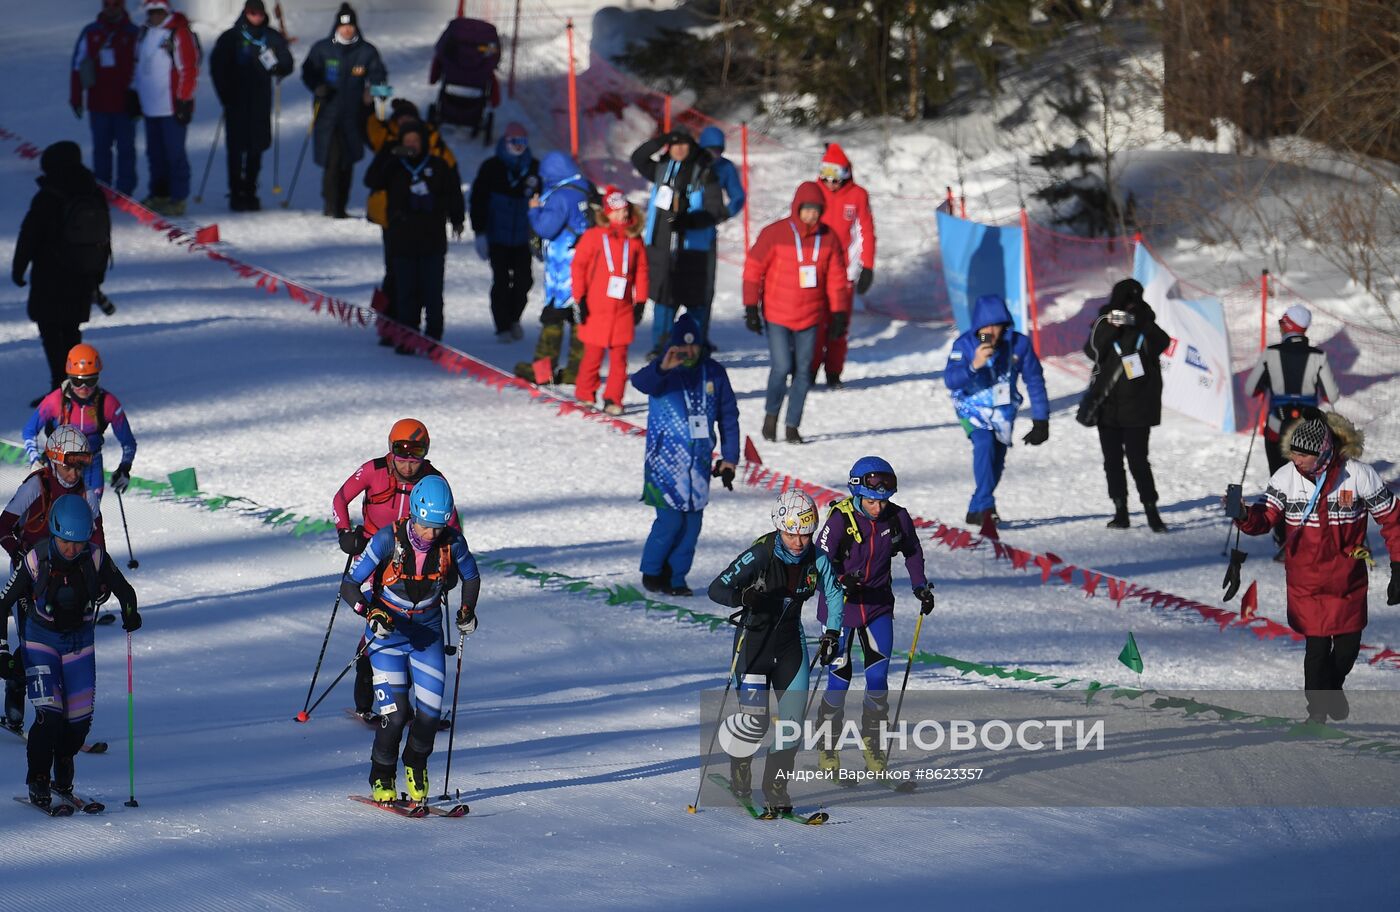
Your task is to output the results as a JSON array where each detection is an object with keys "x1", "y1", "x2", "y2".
[
  {"x1": 1098, "y1": 425, "x2": 1158, "y2": 504},
  {"x1": 1303, "y1": 632, "x2": 1362, "y2": 718}
]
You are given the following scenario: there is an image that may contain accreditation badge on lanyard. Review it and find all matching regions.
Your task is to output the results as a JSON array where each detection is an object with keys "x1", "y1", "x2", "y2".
[
  {"x1": 99, "y1": 46, "x2": 117, "y2": 68},
  {"x1": 603, "y1": 237, "x2": 630, "y2": 300},
  {"x1": 259, "y1": 46, "x2": 279, "y2": 71},
  {"x1": 1116, "y1": 335, "x2": 1146, "y2": 380},
  {"x1": 790, "y1": 222, "x2": 820, "y2": 289}
]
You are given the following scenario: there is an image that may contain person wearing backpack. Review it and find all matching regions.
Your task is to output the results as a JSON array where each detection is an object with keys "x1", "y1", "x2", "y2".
[
  {"x1": 11, "y1": 142, "x2": 112, "y2": 406},
  {"x1": 210, "y1": 0, "x2": 293, "y2": 211},
  {"x1": 133, "y1": 0, "x2": 200, "y2": 216},
  {"x1": 70, "y1": 0, "x2": 141, "y2": 196},
  {"x1": 517, "y1": 151, "x2": 593, "y2": 384}
]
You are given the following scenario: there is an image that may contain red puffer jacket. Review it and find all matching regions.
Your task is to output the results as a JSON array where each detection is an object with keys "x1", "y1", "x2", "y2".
[
  {"x1": 742, "y1": 182, "x2": 850, "y2": 332},
  {"x1": 573, "y1": 211, "x2": 649, "y2": 348}
]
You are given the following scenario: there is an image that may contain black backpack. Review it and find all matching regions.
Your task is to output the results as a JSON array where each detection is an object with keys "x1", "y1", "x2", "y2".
[{"x1": 61, "y1": 193, "x2": 112, "y2": 279}]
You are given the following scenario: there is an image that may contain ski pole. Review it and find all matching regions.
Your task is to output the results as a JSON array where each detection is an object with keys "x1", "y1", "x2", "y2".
[
  {"x1": 1221, "y1": 398, "x2": 1265, "y2": 556},
  {"x1": 891, "y1": 613, "x2": 926, "y2": 731},
  {"x1": 437, "y1": 631, "x2": 464, "y2": 801},
  {"x1": 193, "y1": 113, "x2": 224, "y2": 204},
  {"x1": 801, "y1": 636, "x2": 833, "y2": 723},
  {"x1": 281, "y1": 100, "x2": 320, "y2": 208},
  {"x1": 272, "y1": 80, "x2": 283, "y2": 195},
  {"x1": 298, "y1": 638, "x2": 371, "y2": 722},
  {"x1": 298, "y1": 551, "x2": 355, "y2": 717},
  {"x1": 115, "y1": 489, "x2": 139, "y2": 569},
  {"x1": 124, "y1": 630, "x2": 138, "y2": 808},
  {"x1": 687, "y1": 607, "x2": 750, "y2": 814}
]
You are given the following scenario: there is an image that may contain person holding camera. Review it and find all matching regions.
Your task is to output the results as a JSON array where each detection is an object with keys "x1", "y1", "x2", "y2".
[
  {"x1": 943, "y1": 293, "x2": 1049, "y2": 526},
  {"x1": 1083, "y1": 278, "x2": 1172, "y2": 531},
  {"x1": 1223, "y1": 408, "x2": 1400, "y2": 723}
]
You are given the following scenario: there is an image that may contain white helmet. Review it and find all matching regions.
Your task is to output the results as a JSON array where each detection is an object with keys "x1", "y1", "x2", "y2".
[
  {"x1": 45, "y1": 425, "x2": 91, "y2": 465},
  {"x1": 772, "y1": 490, "x2": 818, "y2": 535}
]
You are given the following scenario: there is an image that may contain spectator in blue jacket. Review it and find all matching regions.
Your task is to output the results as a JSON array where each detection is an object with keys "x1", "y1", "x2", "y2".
[
  {"x1": 517, "y1": 151, "x2": 592, "y2": 384},
  {"x1": 943, "y1": 294, "x2": 1050, "y2": 526},
  {"x1": 631, "y1": 314, "x2": 739, "y2": 596},
  {"x1": 470, "y1": 121, "x2": 540, "y2": 342},
  {"x1": 697, "y1": 125, "x2": 746, "y2": 343}
]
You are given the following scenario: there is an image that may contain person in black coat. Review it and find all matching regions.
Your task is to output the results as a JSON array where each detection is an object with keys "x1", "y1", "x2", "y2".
[
  {"x1": 210, "y1": 0, "x2": 294, "y2": 211},
  {"x1": 300, "y1": 3, "x2": 387, "y2": 217},
  {"x1": 11, "y1": 142, "x2": 110, "y2": 404},
  {"x1": 363, "y1": 120, "x2": 464, "y2": 350},
  {"x1": 1083, "y1": 278, "x2": 1172, "y2": 531},
  {"x1": 468, "y1": 122, "x2": 540, "y2": 341}
]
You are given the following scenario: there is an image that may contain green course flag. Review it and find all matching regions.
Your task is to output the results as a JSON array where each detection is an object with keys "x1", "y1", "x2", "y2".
[
  {"x1": 167, "y1": 467, "x2": 199, "y2": 496},
  {"x1": 1118, "y1": 632, "x2": 1143, "y2": 674}
]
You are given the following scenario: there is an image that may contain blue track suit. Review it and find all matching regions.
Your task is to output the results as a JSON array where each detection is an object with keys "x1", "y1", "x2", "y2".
[
  {"x1": 346, "y1": 522, "x2": 479, "y2": 774},
  {"x1": 631, "y1": 354, "x2": 739, "y2": 590},
  {"x1": 528, "y1": 151, "x2": 592, "y2": 310},
  {"x1": 943, "y1": 296, "x2": 1048, "y2": 514}
]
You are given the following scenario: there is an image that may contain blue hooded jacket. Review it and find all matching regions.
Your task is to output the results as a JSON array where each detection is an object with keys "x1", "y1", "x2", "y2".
[
  {"x1": 699, "y1": 126, "x2": 746, "y2": 220},
  {"x1": 528, "y1": 151, "x2": 593, "y2": 307},
  {"x1": 468, "y1": 137, "x2": 538, "y2": 247},
  {"x1": 943, "y1": 295, "x2": 1049, "y2": 443}
]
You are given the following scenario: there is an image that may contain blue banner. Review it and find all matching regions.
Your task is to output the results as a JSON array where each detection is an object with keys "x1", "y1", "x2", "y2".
[{"x1": 936, "y1": 211, "x2": 1027, "y2": 333}]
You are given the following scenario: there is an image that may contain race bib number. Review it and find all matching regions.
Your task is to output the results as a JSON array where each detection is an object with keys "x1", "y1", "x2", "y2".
[
  {"x1": 654, "y1": 185, "x2": 674, "y2": 211},
  {"x1": 259, "y1": 47, "x2": 279, "y2": 71},
  {"x1": 993, "y1": 381, "x2": 1012, "y2": 407},
  {"x1": 606, "y1": 275, "x2": 628, "y2": 300},
  {"x1": 99, "y1": 48, "x2": 116, "y2": 68},
  {"x1": 1121, "y1": 352, "x2": 1144, "y2": 380},
  {"x1": 798, "y1": 265, "x2": 818, "y2": 289},
  {"x1": 689, "y1": 414, "x2": 709, "y2": 439},
  {"x1": 410, "y1": 180, "x2": 429, "y2": 196}
]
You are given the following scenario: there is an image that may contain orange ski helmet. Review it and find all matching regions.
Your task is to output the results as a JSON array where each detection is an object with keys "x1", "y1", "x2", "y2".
[
  {"x1": 388, "y1": 418, "x2": 430, "y2": 458},
  {"x1": 66, "y1": 343, "x2": 102, "y2": 377}
]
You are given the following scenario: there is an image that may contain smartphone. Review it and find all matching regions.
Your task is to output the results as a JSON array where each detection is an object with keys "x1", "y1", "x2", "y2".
[
  {"x1": 1225, "y1": 483, "x2": 1243, "y2": 518},
  {"x1": 977, "y1": 331, "x2": 993, "y2": 344}
]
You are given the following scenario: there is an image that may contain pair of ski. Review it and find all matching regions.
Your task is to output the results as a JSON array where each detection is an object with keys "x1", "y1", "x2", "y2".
[
  {"x1": 706, "y1": 774, "x2": 828, "y2": 825},
  {"x1": 14, "y1": 792, "x2": 106, "y2": 816},
  {"x1": 348, "y1": 795, "x2": 469, "y2": 818}
]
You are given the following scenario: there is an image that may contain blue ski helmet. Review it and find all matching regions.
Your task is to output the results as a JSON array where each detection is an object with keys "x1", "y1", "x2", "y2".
[
  {"x1": 848, "y1": 456, "x2": 897, "y2": 500},
  {"x1": 409, "y1": 475, "x2": 454, "y2": 529},
  {"x1": 49, "y1": 494, "x2": 94, "y2": 543}
]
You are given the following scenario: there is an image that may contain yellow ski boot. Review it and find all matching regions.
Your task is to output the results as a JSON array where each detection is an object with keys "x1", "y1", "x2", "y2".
[
  {"x1": 405, "y1": 766, "x2": 429, "y2": 802},
  {"x1": 371, "y1": 776, "x2": 397, "y2": 803}
]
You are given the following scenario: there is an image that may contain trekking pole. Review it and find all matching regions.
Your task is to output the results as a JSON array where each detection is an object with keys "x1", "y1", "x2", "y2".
[
  {"x1": 1221, "y1": 399, "x2": 1264, "y2": 557},
  {"x1": 801, "y1": 637, "x2": 834, "y2": 722},
  {"x1": 297, "y1": 550, "x2": 356, "y2": 718},
  {"x1": 193, "y1": 113, "x2": 224, "y2": 204},
  {"x1": 891, "y1": 613, "x2": 926, "y2": 731},
  {"x1": 124, "y1": 631, "x2": 138, "y2": 807},
  {"x1": 114, "y1": 489, "x2": 139, "y2": 569},
  {"x1": 686, "y1": 607, "x2": 750, "y2": 814},
  {"x1": 437, "y1": 630, "x2": 465, "y2": 801},
  {"x1": 298, "y1": 639, "x2": 371, "y2": 722},
  {"x1": 281, "y1": 100, "x2": 320, "y2": 208},
  {"x1": 272, "y1": 81, "x2": 283, "y2": 195}
]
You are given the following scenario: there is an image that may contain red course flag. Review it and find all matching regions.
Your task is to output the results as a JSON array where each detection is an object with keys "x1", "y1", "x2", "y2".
[
  {"x1": 743, "y1": 436, "x2": 763, "y2": 466},
  {"x1": 1240, "y1": 581, "x2": 1258, "y2": 620},
  {"x1": 194, "y1": 224, "x2": 220, "y2": 245}
]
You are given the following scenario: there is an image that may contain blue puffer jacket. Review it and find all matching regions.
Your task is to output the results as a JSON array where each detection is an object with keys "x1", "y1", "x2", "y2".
[
  {"x1": 943, "y1": 294, "x2": 1049, "y2": 443},
  {"x1": 468, "y1": 138, "x2": 539, "y2": 247},
  {"x1": 527, "y1": 151, "x2": 592, "y2": 307},
  {"x1": 631, "y1": 356, "x2": 740, "y2": 512},
  {"x1": 700, "y1": 125, "x2": 746, "y2": 219}
]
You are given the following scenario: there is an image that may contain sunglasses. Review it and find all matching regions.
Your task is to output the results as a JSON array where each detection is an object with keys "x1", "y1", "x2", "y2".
[
  {"x1": 56, "y1": 451, "x2": 94, "y2": 468},
  {"x1": 852, "y1": 471, "x2": 897, "y2": 493},
  {"x1": 392, "y1": 440, "x2": 428, "y2": 459},
  {"x1": 69, "y1": 376, "x2": 99, "y2": 388},
  {"x1": 818, "y1": 164, "x2": 847, "y2": 182},
  {"x1": 505, "y1": 138, "x2": 527, "y2": 149}
]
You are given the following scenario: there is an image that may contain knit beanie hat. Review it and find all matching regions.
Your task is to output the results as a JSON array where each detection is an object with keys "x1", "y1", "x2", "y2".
[
  {"x1": 1279, "y1": 304, "x2": 1311, "y2": 337},
  {"x1": 335, "y1": 2, "x2": 356, "y2": 27},
  {"x1": 1289, "y1": 413, "x2": 1330, "y2": 456},
  {"x1": 670, "y1": 314, "x2": 700, "y2": 347}
]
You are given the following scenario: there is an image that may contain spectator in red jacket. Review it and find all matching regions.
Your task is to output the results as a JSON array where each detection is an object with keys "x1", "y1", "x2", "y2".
[
  {"x1": 133, "y1": 0, "x2": 199, "y2": 216},
  {"x1": 572, "y1": 187, "x2": 648, "y2": 415},
  {"x1": 1227, "y1": 409, "x2": 1400, "y2": 723},
  {"x1": 71, "y1": 0, "x2": 140, "y2": 195},
  {"x1": 811, "y1": 143, "x2": 875, "y2": 390},
  {"x1": 743, "y1": 181, "x2": 849, "y2": 445}
]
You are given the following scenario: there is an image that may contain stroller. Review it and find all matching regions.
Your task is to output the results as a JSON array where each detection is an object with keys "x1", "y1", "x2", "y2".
[{"x1": 427, "y1": 17, "x2": 501, "y2": 145}]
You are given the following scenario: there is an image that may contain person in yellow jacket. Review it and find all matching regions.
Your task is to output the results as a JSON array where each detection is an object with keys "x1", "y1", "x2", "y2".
[{"x1": 364, "y1": 99, "x2": 459, "y2": 343}]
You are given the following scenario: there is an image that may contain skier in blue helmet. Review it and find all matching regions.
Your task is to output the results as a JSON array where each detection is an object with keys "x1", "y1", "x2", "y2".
[
  {"x1": 341, "y1": 475, "x2": 482, "y2": 805},
  {"x1": 812, "y1": 456, "x2": 933, "y2": 778},
  {"x1": 0, "y1": 494, "x2": 140, "y2": 811}
]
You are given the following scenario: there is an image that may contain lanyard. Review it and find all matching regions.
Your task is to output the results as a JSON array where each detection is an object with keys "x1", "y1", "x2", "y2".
[
  {"x1": 788, "y1": 221, "x2": 820, "y2": 264},
  {"x1": 684, "y1": 364, "x2": 708, "y2": 418},
  {"x1": 662, "y1": 160, "x2": 680, "y2": 186},
  {"x1": 240, "y1": 28, "x2": 268, "y2": 50},
  {"x1": 1112, "y1": 334, "x2": 1144, "y2": 357},
  {"x1": 601, "y1": 236, "x2": 630, "y2": 277},
  {"x1": 400, "y1": 156, "x2": 429, "y2": 181}
]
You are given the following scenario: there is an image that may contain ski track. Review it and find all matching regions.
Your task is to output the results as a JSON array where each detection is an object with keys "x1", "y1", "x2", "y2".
[{"x1": 2, "y1": 2, "x2": 1400, "y2": 909}]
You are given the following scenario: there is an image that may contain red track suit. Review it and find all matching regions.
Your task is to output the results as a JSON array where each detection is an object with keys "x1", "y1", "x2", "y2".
[
  {"x1": 332, "y1": 457, "x2": 460, "y2": 541},
  {"x1": 811, "y1": 144, "x2": 875, "y2": 380},
  {"x1": 572, "y1": 213, "x2": 649, "y2": 407}
]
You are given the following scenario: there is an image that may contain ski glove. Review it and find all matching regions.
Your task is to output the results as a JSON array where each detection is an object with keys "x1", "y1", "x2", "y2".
[
  {"x1": 1222, "y1": 549, "x2": 1247, "y2": 602},
  {"x1": 338, "y1": 527, "x2": 367, "y2": 556},
  {"x1": 125, "y1": 90, "x2": 141, "y2": 119},
  {"x1": 744, "y1": 305, "x2": 763, "y2": 335},
  {"x1": 367, "y1": 605, "x2": 395, "y2": 639},
  {"x1": 0, "y1": 646, "x2": 18, "y2": 683},
  {"x1": 1022, "y1": 419, "x2": 1049, "y2": 446},
  {"x1": 913, "y1": 584, "x2": 936, "y2": 615},
  {"x1": 111, "y1": 462, "x2": 132, "y2": 496},
  {"x1": 828, "y1": 311, "x2": 849, "y2": 341},
  {"x1": 474, "y1": 235, "x2": 490, "y2": 261},
  {"x1": 456, "y1": 605, "x2": 478, "y2": 637},
  {"x1": 817, "y1": 629, "x2": 842, "y2": 666},
  {"x1": 856, "y1": 267, "x2": 874, "y2": 295},
  {"x1": 11, "y1": 268, "x2": 25, "y2": 288},
  {"x1": 174, "y1": 99, "x2": 194, "y2": 126},
  {"x1": 633, "y1": 302, "x2": 645, "y2": 326},
  {"x1": 1389, "y1": 562, "x2": 1400, "y2": 606},
  {"x1": 72, "y1": 104, "x2": 83, "y2": 120},
  {"x1": 576, "y1": 297, "x2": 589, "y2": 324},
  {"x1": 712, "y1": 460, "x2": 735, "y2": 491},
  {"x1": 837, "y1": 573, "x2": 863, "y2": 598},
  {"x1": 121, "y1": 607, "x2": 142, "y2": 633}
]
